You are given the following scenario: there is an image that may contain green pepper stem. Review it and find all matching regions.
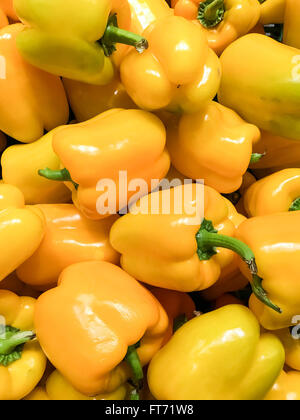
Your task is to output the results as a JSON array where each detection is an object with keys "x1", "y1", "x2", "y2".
[
  {"x1": 129, "y1": 389, "x2": 140, "y2": 401},
  {"x1": 197, "y1": 229, "x2": 258, "y2": 272},
  {"x1": 0, "y1": 331, "x2": 36, "y2": 355},
  {"x1": 289, "y1": 197, "x2": 300, "y2": 212},
  {"x1": 252, "y1": 275, "x2": 281, "y2": 314},
  {"x1": 250, "y1": 153, "x2": 266, "y2": 164},
  {"x1": 38, "y1": 168, "x2": 78, "y2": 190},
  {"x1": 198, "y1": 0, "x2": 225, "y2": 28},
  {"x1": 100, "y1": 14, "x2": 148, "y2": 57},
  {"x1": 196, "y1": 222, "x2": 282, "y2": 313},
  {"x1": 125, "y1": 345, "x2": 144, "y2": 386}
]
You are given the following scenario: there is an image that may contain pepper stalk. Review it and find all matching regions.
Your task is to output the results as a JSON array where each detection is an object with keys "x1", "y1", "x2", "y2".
[
  {"x1": 196, "y1": 219, "x2": 282, "y2": 313},
  {"x1": 198, "y1": 0, "x2": 226, "y2": 28},
  {"x1": 0, "y1": 326, "x2": 36, "y2": 367},
  {"x1": 100, "y1": 14, "x2": 148, "y2": 56}
]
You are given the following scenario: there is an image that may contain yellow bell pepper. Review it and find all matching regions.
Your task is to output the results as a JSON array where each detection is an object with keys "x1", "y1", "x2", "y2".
[
  {"x1": 39, "y1": 109, "x2": 170, "y2": 220},
  {"x1": 259, "y1": 0, "x2": 286, "y2": 24},
  {"x1": 283, "y1": 0, "x2": 300, "y2": 49},
  {"x1": 265, "y1": 370, "x2": 300, "y2": 400},
  {"x1": 1, "y1": 129, "x2": 71, "y2": 204},
  {"x1": 172, "y1": 0, "x2": 261, "y2": 56},
  {"x1": 250, "y1": 130, "x2": 300, "y2": 175},
  {"x1": 16, "y1": 204, "x2": 120, "y2": 290},
  {"x1": 120, "y1": 15, "x2": 221, "y2": 113},
  {"x1": 0, "y1": 290, "x2": 47, "y2": 400},
  {"x1": 110, "y1": 184, "x2": 279, "y2": 313},
  {"x1": 219, "y1": 34, "x2": 300, "y2": 141},
  {"x1": 0, "y1": 0, "x2": 19, "y2": 21},
  {"x1": 273, "y1": 328, "x2": 300, "y2": 371},
  {"x1": 244, "y1": 168, "x2": 300, "y2": 216},
  {"x1": 148, "y1": 304, "x2": 285, "y2": 400},
  {"x1": 0, "y1": 24, "x2": 69, "y2": 143},
  {"x1": 237, "y1": 212, "x2": 300, "y2": 329},
  {"x1": 35, "y1": 261, "x2": 169, "y2": 397},
  {"x1": 25, "y1": 370, "x2": 127, "y2": 400},
  {"x1": 14, "y1": 0, "x2": 148, "y2": 85},
  {"x1": 62, "y1": 75, "x2": 136, "y2": 123},
  {"x1": 0, "y1": 184, "x2": 45, "y2": 283},
  {"x1": 167, "y1": 101, "x2": 260, "y2": 193}
]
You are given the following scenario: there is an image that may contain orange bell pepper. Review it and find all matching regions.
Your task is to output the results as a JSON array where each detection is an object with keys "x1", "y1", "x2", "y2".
[
  {"x1": 0, "y1": 24, "x2": 69, "y2": 143},
  {"x1": 16, "y1": 204, "x2": 120, "y2": 290},
  {"x1": 110, "y1": 183, "x2": 278, "y2": 313},
  {"x1": 62, "y1": 75, "x2": 136, "y2": 123},
  {"x1": 250, "y1": 130, "x2": 300, "y2": 176},
  {"x1": 273, "y1": 327, "x2": 300, "y2": 371},
  {"x1": 34, "y1": 261, "x2": 169, "y2": 397},
  {"x1": 0, "y1": 7, "x2": 8, "y2": 28},
  {"x1": 0, "y1": 0, "x2": 19, "y2": 21},
  {"x1": 39, "y1": 109, "x2": 170, "y2": 220},
  {"x1": 149, "y1": 287, "x2": 196, "y2": 343},
  {"x1": 167, "y1": 101, "x2": 260, "y2": 193},
  {"x1": 120, "y1": 14, "x2": 221, "y2": 113},
  {"x1": 237, "y1": 212, "x2": 300, "y2": 329},
  {"x1": 265, "y1": 370, "x2": 300, "y2": 400},
  {"x1": 283, "y1": 0, "x2": 300, "y2": 49},
  {"x1": 244, "y1": 168, "x2": 300, "y2": 217},
  {"x1": 259, "y1": 0, "x2": 286, "y2": 25},
  {"x1": 172, "y1": 0, "x2": 261, "y2": 55}
]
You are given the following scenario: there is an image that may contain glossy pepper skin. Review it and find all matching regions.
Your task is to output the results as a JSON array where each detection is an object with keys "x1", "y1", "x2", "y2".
[
  {"x1": 63, "y1": 75, "x2": 136, "y2": 123},
  {"x1": 40, "y1": 109, "x2": 170, "y2": 220},
  {"x1": 0, "y1": 184, "x2": 45, "y2": 283},
  {"x1": 0, "y1": 24, "x2": 69, "y2": 143},
  {"x1": 265, "y1": 370, "x2": 300, "y2": 400},
  {"x1": 0, "y1": 0, "x2": 18, "y2": 21},
  {"x1": 127, "y1": 0, "x2": 173, "y2": 35},
  {"x1": 120, "y1": 15, "x2": 221, "y2": 113},
  {"x1": 167, "y1": 101, "x2": 260, "y2": 194},
  {"x1": 237, "y1": 212, "x2": 300, "y2": 329},
  {"x1": 14, "y1": 0, "x2": 148, "y2": 85},
  {"x1": 219, "y1": 34, "x2": 300, "y2": 141},
  {"x1": 148, "y1": 305, "x2": 285, "y2": 400},
  {"x1": 244, "y1": 168, "x2": 300, "y2": 217},
  {"x1": 250, "y1": 130, "x2": 300, "y2": 174},
  {"x1": 283, "y1": 0, "x2": 300, "y2": 49},
  {"x1": 1, "y1": 129, "x2": 71, "y2": 204},
  {"x1": 0, "y1": 290, "x2": 47, "y2": 400},
  {"x1": 17, "y1": 204, "x2": 120, "y2": 290},
  {"x1": 273, "y1": 328, "x2": 300, "y2": 371},
  {"x1": 111, "y1": 184, "x2": 254, "y2": 293},
  {"x1": 259, "y1": 0, "x2": 286, "y2": 24},
  {"x1": 172, "y1": 0, "x2": 260, "y2": 56},
  {"x1": 34, "y1": 261, "x2": 169, "y2": 396},
  {"x1": 25, "y1": 370, "x2": 127, "y2": 401}
]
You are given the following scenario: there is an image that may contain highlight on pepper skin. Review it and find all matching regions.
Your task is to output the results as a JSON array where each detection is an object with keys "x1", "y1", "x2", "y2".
[{"x1": 0, "y1": 0, "x2": 300, "y2": 403}]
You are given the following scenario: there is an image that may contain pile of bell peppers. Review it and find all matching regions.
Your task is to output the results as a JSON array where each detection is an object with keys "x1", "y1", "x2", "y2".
[{"x1": 0, "y1": 0, "x2": 300, "y2": 401}]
